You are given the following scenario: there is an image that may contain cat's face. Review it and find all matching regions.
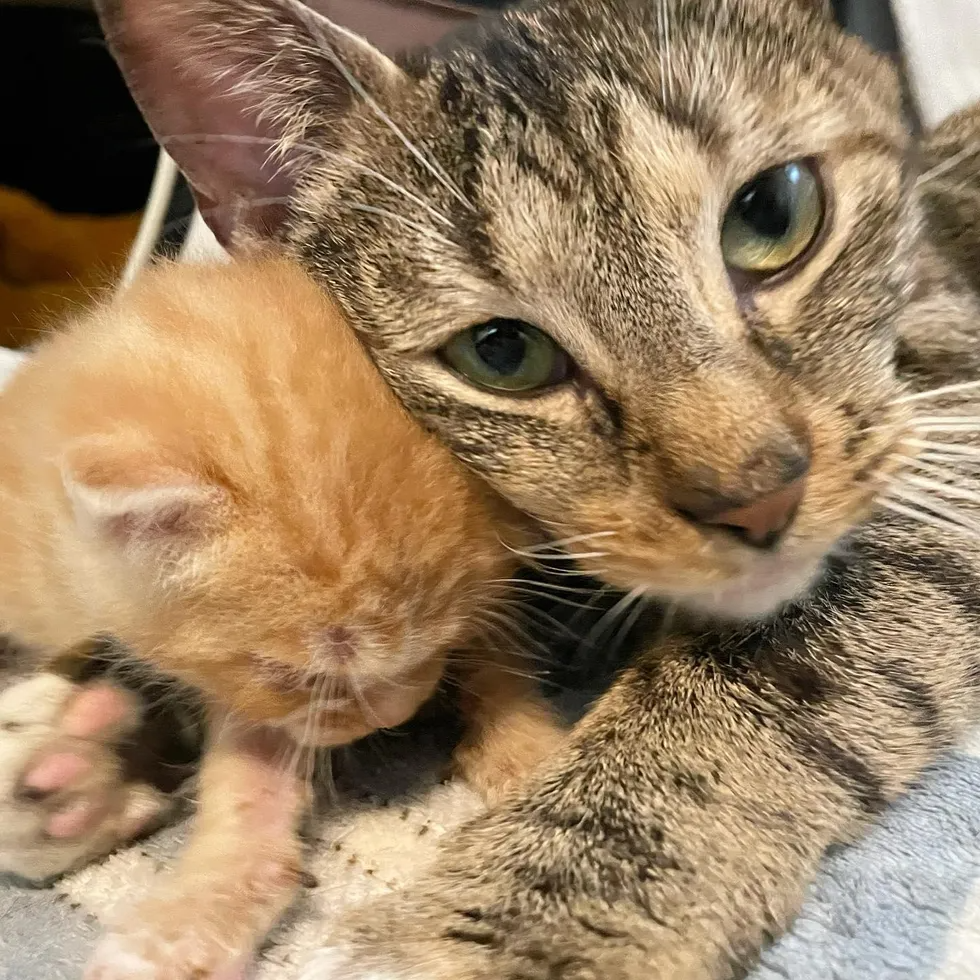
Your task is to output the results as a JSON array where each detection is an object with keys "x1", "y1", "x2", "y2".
[
  {"x1": 99, "y1": 0, "x2": 920, "y2": 620},
  {"x1": 65, "y1": 444, "x2": 518, "y2": 746}
]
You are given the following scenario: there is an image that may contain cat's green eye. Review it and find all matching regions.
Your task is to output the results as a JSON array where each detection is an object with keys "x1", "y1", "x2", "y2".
[
  {"x1": 440, "y1": 318, "x2": 570, "y2": 393},
  {"x1": 721, "y1": 160, "x2": 824, "y2": 276}
]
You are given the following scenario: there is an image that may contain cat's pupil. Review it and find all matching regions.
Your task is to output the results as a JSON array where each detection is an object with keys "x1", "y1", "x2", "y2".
[
  {"x1": 473, "y1": 320, "x2": 529, "y2": 376},
  {"x1": 735, "y1": 169, "x2": 795, "y2": 240}
]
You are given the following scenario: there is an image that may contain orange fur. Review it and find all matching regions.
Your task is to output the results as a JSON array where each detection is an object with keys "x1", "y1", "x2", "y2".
[{"x1": 0, "y1": 255, "x2": 563, "y2": 978}]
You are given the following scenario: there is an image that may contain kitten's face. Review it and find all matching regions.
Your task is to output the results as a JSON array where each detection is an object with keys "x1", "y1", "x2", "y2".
[
  {"x1": 289, "y1": 0, "x2": 916, "y2": 619},
  {"x1": 68, "y1": 458, "x2": 518, "y2": 747},
  {"x1": 98, "y1": 0, "x2": 919, "y2": 621}
]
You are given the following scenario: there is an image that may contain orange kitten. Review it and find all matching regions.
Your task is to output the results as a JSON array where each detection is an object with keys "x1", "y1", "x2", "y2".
[{"x1": 0, "y1": 256, "x2": 563, "y2": 980}]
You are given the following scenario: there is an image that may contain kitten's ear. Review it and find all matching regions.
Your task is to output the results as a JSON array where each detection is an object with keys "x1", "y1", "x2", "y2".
[
  {"x1": 94, "y1": 0, "x2": 412, "y2": 246},
  {"x1": 62, "y1": 439, "x2": 228, "y2": 568}
]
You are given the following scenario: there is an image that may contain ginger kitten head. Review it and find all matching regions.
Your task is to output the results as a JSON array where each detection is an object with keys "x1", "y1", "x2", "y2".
[
  {"x1": 47, "y1": 258, "x2": 525, "y2": 745},
  {"x1": 99, "y1": 0, "x2": 919, "y2": 620}
]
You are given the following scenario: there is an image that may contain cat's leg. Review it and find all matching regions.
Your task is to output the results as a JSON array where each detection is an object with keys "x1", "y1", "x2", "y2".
[
  {"x1": 85, "y1": 714, "x2": 310, "y2": 980},
  {"x1": 0, "y1": 671, "x2": 176, "y2": 882},
  {"x1": 304, "y1": 571, "x2": 977, "y2": 980},
  {"x1": 450, "y1": 649, "x2": 567, "y2": 803}
]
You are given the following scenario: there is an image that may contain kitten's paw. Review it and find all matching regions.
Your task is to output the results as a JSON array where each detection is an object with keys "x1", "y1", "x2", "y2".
[
  {"x1": 0, "y1": 673, "x2": 174, "y2": 881},
  {"x1": 85, "y1": 898, "x2": 258, "y2": 980},
  {"x1": 85, "y1": 929, "x2": 249, "y2": 980},
  {"x1": 453, "y1": 708, "x2": 567, "y2": 804}
]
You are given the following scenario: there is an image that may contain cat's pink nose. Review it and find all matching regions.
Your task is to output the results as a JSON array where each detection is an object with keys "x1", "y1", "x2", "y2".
[
  {"x1": 677, "y1": 477, "x2": 807, "y2": 550},
  {"x1": 703, "y1": 478, "x2": 807, "y2": 549}
]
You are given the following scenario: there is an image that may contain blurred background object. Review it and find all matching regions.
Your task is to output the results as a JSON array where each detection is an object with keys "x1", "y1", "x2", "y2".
[{"x1": 0, "y1": 0, "x2": 970, "y2": 351}]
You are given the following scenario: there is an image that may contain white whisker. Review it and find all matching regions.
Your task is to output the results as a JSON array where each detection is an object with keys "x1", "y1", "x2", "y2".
[
  {"x1": 879, "y1": 498, "x2": 980, "y2": 539},
  {"x1": 915, "y1": 142, "x2": 980, "y2": 188},
  {"x1": 280, "y1": 0, "x2": 474, "y2": 212},
  {"x1": 162, "y1": 133, "x2": 456, "y2": 228},
  {"x1": 892, "y1": 379, "x2": 980, "y2": 405},
  {"x1": 882, "y1": 482, "x2": 980, "y2": 534},
  {"x1": 345, "y1": 201, "x2": 456, "y2": 249},
  {"x1": 886, "y1": 472, "x2": 980, "y2": 506},
  {"x1": 902, "y1": 439, "x2": 980, "y2": 459}
]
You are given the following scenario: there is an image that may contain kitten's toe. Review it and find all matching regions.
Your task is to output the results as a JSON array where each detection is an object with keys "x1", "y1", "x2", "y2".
[
  {"x1": 86, "y1": 902, "x2": 257, "y2": 980},
  {"x1": 0, "y1": 673, "x2": 174, "y2": 882}
]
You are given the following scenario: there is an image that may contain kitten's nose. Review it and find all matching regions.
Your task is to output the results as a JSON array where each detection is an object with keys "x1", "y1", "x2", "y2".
[{"x1": 671, "y1": 461, "x2": 809, "y2": 549}]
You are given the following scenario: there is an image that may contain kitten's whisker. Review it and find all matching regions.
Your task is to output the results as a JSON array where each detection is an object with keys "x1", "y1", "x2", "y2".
[
  {"x1": 347, "y1": 672, "x2": 386, "y2": 732},
  {"x1": 485, "y1": 578, "x2": 597, "y2": 596},
  {"x1": 505, "y1": 548, "x2": 610, "y2": 562},
  {"x1": 345, "y1": 202, "x2": 457, "y2": 250},
  {"x1": 519, "y1": 530, "x2": 620, "y2": 554},
  {"x1": 908, "y1": 416, "x2": 980, "y2": 426},
  {"x1": 497, "y1": 585, "x2": 602, "y2": 611},
  {"x1": 907, "y1": 422, "x2": 980, "y2": 433},
  {"x1": 892, "y1": 379, "x2": 980, "y2": 405},
  {"x1": 278, "y1": 0, "x2": 475, "y2": 212}
]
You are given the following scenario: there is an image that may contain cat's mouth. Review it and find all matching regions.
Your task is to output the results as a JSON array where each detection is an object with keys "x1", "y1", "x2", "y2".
[{"x1": 671, "y1": 552, "x2": 825, "y2": 621}]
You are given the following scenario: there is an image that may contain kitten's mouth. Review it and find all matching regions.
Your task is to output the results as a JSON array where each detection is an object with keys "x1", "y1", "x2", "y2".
[{"x1": 248, "y1": 655, "x2": 439, "y2": 746}]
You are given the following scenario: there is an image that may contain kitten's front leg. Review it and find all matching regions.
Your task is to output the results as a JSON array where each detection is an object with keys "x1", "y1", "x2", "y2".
[
  {"x1": 307, "y1": 605, "x2": 972, "y2": 980},
  {"x1": 450, "y1": 648, "x2": 567, "y2": 803},
  {"x1": 86, "y1": 712, "x2": 310, "y2": 980}
]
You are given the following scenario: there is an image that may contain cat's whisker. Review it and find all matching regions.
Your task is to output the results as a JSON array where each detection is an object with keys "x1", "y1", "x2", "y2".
[
  {"x1": 914, "y1": 141, "x2": 980, "y2": 188},
  {"x1": 277, "y1": 0, "x2": 474, "y2": 213},
  {"x1": 902, "y1": 439, "x2": 980, "y2": 459},
  {"x1": 886, "y1": 472, "x2": 980, "y2": 506},
  {"x1": 892, "y1": 379, "x2": 980, "y2": 405},
  {"x1": 603, "y1": 592, "x2": 651, "y2": 668},
  {"x1": 879, "y1": 497, "x2": 980, "y2": 540},
  {"x1": 162, "y1": 133, "x2": 456, "y2": 229},
  {"x1": 889, "y1": 453, "x2": 977, "y2": 485},
  {"x1": 579, "y1": 586, "x2": 648, "y2": 657},
  {"x1": 344, "y1": 202, "x2": 457, "y2": 250},
  {"x1": 906, "y1": 421, "x2": 980, "y2": 433},
  {"x1": 880, "y1": 482, "x2": 980, "y2": 535}
]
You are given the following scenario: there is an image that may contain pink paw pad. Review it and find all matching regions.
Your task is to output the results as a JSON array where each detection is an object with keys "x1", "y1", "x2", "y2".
[
  {"x1": 62, "y1": 684, "x2": 137, "y2": 739},
  {"x1": 46, "y1": 797, "x2": 107, "y2": 839},
  {"x1": 21, "y1": 752, "x2": 93, "y2": 797}
]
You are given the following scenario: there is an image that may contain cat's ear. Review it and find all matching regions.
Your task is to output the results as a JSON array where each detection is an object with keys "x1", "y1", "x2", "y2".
[
  {"x1": 94, "y1": 0, "x2": 413, "y2": 246},
  {"x1": 61, "y1": 438, "x2": 228, "y2": 569}
]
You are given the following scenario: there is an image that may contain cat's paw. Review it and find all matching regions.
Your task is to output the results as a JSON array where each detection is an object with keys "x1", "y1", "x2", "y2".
[{"x1": 0, "y1": 673, "x2": 174, "y2": 882}]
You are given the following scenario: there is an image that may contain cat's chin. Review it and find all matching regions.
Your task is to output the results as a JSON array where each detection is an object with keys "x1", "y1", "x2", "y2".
[{"x1": 666, "y1": 553, "x2": 825, "y2": 622}]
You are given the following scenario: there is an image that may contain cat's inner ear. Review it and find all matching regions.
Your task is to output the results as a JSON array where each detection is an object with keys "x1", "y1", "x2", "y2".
[
  {"x1": 94, "y1": 0, "x2": 411, "y2": 246},
  {"x1": 61, "y1": 439, "x2": 227, "y2": 561}
]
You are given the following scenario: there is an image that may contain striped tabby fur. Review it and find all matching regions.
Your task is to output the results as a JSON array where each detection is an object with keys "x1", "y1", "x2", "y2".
[{"x1": 95, "y1": 1, "x2": 980, "y2": 976}]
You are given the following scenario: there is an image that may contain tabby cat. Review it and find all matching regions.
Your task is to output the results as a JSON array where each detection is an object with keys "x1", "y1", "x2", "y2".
[{"x1": 92, "y1": 0, "x2": 980, "y2": 976}]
